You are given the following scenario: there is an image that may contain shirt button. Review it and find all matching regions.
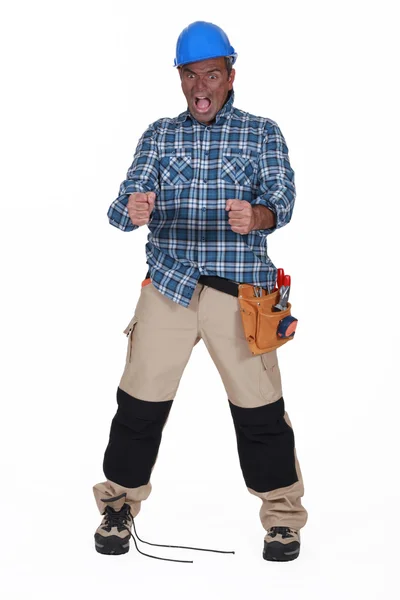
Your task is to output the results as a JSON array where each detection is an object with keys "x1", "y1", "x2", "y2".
[
  {"x1": 205, "y1": 151, "x2": 209, "y2": 155},
  {"x1": 202, "y1": 236, "x2": 205, "y2": 241},
  {"x1": 206, "y1": 126, "x2": 212, "y2": 130},
  {"x1": 203, "y1": 179, "x2": 207, "y2": 183},
  {"x1": 202, "y1": 207, "x2": 206, "y2": 211}
]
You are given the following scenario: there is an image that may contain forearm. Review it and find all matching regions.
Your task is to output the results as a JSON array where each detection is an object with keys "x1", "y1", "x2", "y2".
[
  {"x1": 251, "y1": 205, "x2": 276, "y2": 231},
  {"x1": 107, "y1": 123, "x2": 160, "y2": 232},
  {"x1": 253, "y1": 122, "x2": 296, "y2": 233}
]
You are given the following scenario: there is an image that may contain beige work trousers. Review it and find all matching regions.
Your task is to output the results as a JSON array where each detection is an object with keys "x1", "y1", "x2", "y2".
[{"x1": 94, "y1": 279, "x2": 307, "y2": 537}]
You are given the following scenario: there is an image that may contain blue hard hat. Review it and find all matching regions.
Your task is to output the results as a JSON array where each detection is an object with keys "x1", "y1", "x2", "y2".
[{"x1": 174, "y1": 21, "x2": 237, "y2": 68}]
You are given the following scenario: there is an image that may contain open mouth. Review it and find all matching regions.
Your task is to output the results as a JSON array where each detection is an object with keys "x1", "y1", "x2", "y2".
[{"x1": 194, "y1": 96, "x2": 211, "y2": 112}]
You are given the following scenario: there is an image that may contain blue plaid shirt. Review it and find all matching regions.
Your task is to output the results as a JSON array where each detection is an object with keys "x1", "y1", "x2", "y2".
[{"x1": 107, "y1": 90, "x2": 296, "y2": 308}]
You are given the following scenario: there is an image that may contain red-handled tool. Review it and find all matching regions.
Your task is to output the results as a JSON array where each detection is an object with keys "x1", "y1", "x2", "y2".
[
  {"x1": 273, "y1": 269, "x2": 291, "y2": 311},
  {"x1": 281, "y1": 275, "x2": 291, "y2": 308},
  {"x1": 276, "y1": 268, "x2": 284, "y2": 290},
  {"x1": 272, "y1": 268, "x2": 297, "y2": 338}
]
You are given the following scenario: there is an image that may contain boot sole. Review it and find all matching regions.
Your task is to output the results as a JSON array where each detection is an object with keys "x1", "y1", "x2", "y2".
[
  {"x1": 263, "y1": 541, "x2": 300, "y2": 562},
  {"x1": 94, "y1": 533, "x2": 130, "y2": 555}
]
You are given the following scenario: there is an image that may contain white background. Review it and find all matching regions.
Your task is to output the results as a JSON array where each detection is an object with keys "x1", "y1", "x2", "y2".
[{"x1": 0, "y1": 0, "x2": 398, "y2": 598}]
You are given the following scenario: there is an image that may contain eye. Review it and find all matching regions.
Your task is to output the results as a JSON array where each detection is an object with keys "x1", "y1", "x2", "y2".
[{"x1": 209, "y1": 74, "x2": 217, "y2": 79}]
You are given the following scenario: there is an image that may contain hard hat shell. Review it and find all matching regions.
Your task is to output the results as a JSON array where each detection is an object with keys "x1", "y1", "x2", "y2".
[{"x1": 174, "y1": 21, "x2": 237, "y2": 68}]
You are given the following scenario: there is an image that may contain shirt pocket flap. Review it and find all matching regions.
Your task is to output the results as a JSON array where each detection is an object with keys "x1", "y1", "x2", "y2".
[
  {"x1": 222, "y1": 148, "x2": 258, "y2": 185},
  {"x1": 160, "y1": 147, "x2": 193, "y2": 186},
  {"x1": 223, "y1": 147, "x2": 259, "y2": 160}
]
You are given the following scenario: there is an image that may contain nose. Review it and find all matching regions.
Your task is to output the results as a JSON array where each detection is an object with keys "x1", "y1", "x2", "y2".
[
  {"x1": 193, "y1": 87, "x2": 209, "y2": 98},
  {"x1": 192, "y1": 75, "x2": 209, "y2": 94},
  {"x1": 193, "y1": 89, "x2": 208, "y2": 97}
]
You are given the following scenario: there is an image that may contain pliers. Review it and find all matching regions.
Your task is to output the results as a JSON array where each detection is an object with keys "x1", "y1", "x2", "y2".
[{"x1": 273, "y1": 268, "x2": 291, "y2": 311}]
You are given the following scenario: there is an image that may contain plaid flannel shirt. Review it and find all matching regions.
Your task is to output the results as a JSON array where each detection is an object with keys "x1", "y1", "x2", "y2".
[{"x1": 107, "y1": 90, "x2": 296, "y2": 308}]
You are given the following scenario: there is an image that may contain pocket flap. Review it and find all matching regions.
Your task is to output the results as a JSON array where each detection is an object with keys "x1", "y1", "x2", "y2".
[
  {"x1": 123, "y1": 315, "x2": 138, "y2": 336},
  {"x1": 223, "y1": 147, "x2": 258, "y2": 159}
]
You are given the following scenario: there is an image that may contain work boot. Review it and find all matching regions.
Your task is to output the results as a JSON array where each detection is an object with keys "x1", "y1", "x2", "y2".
[
  {"x1": 263, "y1": 527, "x2": 300, "y2": 562},
  {"x1": 94, "y1": 493, "x2": 133, "y2": 555}
]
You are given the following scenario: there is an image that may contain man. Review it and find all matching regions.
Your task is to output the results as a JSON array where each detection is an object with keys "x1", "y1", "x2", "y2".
[{"x1": 93, "y1": 20, "x2": 307, "y2": 563}]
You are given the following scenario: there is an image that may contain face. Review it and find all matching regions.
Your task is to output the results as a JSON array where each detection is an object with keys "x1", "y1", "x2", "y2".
[{"x1": 179, "y1": 57, "x2": 235, "y2": 125}]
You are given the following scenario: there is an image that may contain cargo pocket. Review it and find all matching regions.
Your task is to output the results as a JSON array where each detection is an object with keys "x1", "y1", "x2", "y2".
[
  {"x1": 259, "y1": 350, "x2": 283, "y2": 403},
  {"x1": 123, "y1": 315, "x2": 138, "y2": 363}
]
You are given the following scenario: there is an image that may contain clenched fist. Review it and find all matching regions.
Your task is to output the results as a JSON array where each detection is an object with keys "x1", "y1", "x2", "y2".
[
  {"x1": 225, "y1": 199, "x2": 255, "y2": 235},
  {"x1": 127, "y1": 192, "x2": 156, "y2": 226}
]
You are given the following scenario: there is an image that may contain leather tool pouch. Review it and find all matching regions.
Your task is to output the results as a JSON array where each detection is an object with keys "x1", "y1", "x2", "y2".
[{"x1": 238, "y1": 284, "x2": 295, "y2": 355}]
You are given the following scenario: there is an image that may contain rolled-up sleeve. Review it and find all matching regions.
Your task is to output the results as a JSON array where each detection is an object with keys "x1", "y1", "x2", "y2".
[
  {"x1": 251, "y1": 121, "x2": 296, "y2": 235},
  {"x1": 107, "y1": 122, "x2": 160, "y2": 231}
]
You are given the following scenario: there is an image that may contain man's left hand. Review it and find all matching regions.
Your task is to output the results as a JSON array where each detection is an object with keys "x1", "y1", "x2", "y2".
[{"x1": 225, "y1": 199, "x2": 255, "y2": 235}]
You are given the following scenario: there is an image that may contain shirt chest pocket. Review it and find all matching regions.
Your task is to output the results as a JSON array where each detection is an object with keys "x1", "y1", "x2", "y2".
[
  {"x1": 221, "y1": 148, "x2": 258, "y2": 187},
  {"x1": 159, "y1": 148, "x2": 193, "y2": 187}
]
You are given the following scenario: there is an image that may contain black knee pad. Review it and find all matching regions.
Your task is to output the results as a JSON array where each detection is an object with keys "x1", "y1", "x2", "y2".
[
  {"x1": 114, "y1": 387, "x2": 173, "y2": 433},
  {"x1": 229, "y1": 398, "x2": 298, "y2": 493},
  {"x1": 103, "y1": 387, "x2": 173, "y2": 488}
]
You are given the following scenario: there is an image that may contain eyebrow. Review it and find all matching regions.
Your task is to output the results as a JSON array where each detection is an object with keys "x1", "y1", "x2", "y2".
[{"x1": 182, "y1": 67, "x2": 222, "y2": 74}]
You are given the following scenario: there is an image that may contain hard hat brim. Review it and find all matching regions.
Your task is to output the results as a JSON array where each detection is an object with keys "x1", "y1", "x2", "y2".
[{"x1": 174, "y1": 53, "x2": 237, "y2": 68}]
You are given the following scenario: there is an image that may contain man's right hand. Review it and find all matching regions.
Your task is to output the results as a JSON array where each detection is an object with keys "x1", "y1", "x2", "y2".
[{"x1": 127, "y1": 192, "x2": 156, "y2": 226}]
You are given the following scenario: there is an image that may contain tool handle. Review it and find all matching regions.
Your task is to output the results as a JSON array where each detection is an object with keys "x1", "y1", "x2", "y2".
[{"x1": 277, "y1": 268, "x2": 284, "y2": 289}]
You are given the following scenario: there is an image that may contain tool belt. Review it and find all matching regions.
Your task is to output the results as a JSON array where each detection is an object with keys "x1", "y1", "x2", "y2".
[
  {"x1": 198, "y1": 275, "x2": 296, "y2": 356},
  {"x1": 236, "y1": 283, "x2": 295, "y2": 355},
  {"x1": 144, "y1": 272, "x2": 296, "y2": 356}
]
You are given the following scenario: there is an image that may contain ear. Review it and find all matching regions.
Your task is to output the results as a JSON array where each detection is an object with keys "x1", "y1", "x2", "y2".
[{"x1": 228, "y1": 68, "x2": 236, "y2": 88}]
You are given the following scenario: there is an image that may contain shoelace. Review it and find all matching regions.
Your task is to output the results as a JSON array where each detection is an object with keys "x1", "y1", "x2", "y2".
[
  {"x1": 103, "y1": 503, "x2": 235, "y2": 564},
  {"x1": 268, "y1": 526, "x2": 295, "y2": 539}
]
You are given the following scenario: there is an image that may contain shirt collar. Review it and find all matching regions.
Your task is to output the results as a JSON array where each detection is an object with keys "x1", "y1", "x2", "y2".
[{"x1": 176, "y1": 89, "x2": 235, "y2": 126}]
